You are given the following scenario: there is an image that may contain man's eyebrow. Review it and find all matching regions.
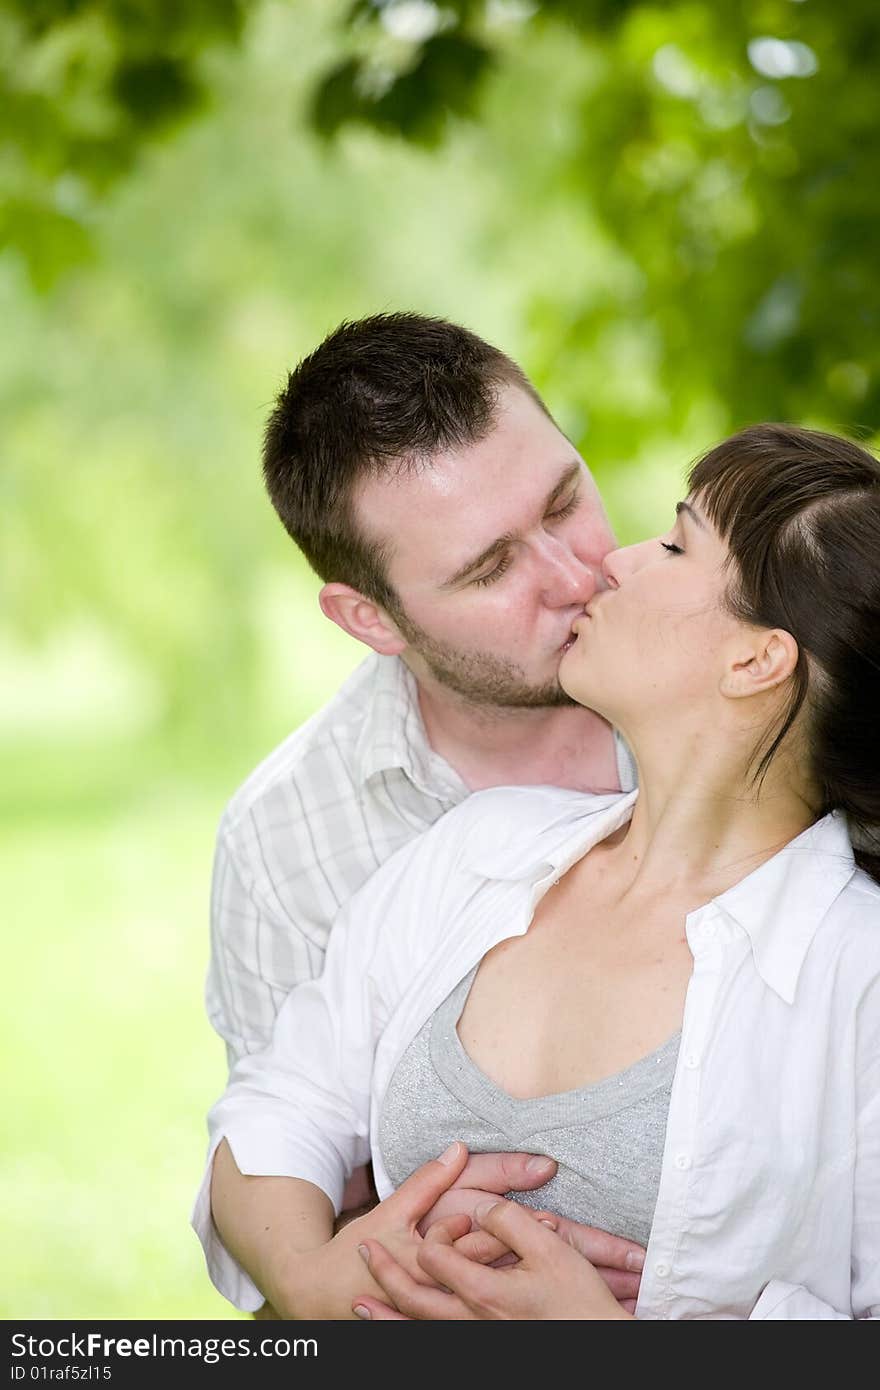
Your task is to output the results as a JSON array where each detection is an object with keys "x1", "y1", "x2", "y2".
[
  {"x1": 675, "y1": 500, "x2": 707, "y2": 530},
  {"x1": 440, "y1": 460, "x2": 583, "y2": 589},
  {"x1": 544, "y1": 460, "x2": 582, "y2": 511},
  {"x1": 441, "y1": 534, "x2": 514, "y2": 589}
]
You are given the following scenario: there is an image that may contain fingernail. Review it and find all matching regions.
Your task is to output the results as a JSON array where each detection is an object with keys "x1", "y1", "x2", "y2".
[
  {"x1": 539, "y1": 1218, "x2": 556, "y2": 1229},
  {"x1": 353, "y1": 1305, "x2": 371, "y2": 1320},
  {"x1": 437, "y1": 1141, "x2": 461, "y2": 1166},
  {"x1": 357, "y1": 1244, "x2": 370, "y2": 1264},
  {"x1": 626, "y1": 1249, "x2": 646, "y2": 1272},
  {"x1": 526, "y1": 1155, "x2": 554, "y2": 1174},
  {"x1": 474, "y1": 1200, "x2": 500, "y2": 1224}
]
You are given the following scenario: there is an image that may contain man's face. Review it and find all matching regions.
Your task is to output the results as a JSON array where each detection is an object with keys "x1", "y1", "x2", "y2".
[{"x1": 353, "y1": 385, "x2": 617, "y2": 707}]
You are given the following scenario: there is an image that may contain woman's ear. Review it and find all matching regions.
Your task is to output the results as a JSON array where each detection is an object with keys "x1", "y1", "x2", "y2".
[
  {"x1": 319, "y1": 583, "x2": 407, "y2": 657},
  {"x1": 719, "y1": 629, "x2": 799, "y2": 699}
]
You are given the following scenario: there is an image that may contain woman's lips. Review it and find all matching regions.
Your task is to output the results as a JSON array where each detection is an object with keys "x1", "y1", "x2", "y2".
[{"x1": 561, "y1": 611, "x2": 590, "y2": 651}]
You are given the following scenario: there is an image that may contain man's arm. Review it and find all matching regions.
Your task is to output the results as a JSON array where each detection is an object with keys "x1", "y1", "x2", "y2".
[
  {"x1": 207, "y1": 825, "x2": 318, "y2": 1066},
  {"x1": 211, "y1": 1136, "x2": 601, "y2": 1316},
  {"x1": 210, "y1": 1139, "x2": 335, "y2": 1315},
  {"x1": 355, "y1": 1199, "x2": 635, "y2": 1320},
  {"x1": 210, "y1": 1138, "x2": 531, "y2": 1319}
]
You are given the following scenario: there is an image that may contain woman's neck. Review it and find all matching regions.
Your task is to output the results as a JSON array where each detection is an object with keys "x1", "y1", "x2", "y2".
[{"x1": 606, "y1": 727, "x2": 818, "y2": 904}]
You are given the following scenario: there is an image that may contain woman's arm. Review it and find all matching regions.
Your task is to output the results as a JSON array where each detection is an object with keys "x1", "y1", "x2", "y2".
[{"x1": 750, "y1": 969, "x2": 880, "y2": 1322}]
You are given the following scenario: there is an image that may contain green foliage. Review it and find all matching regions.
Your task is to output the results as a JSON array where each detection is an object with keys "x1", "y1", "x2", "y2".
[
  {"x1": 311, "y1": 0, "x2": 880, "y2": 435},
  {"x1": 4, "y1": 0, "x2": 879, "y2": 756},
  {"x1": 313, "y1": 32, "x2": 493, "y2": 145},
  {"x1": 3, "y1": 1, "x2": 879, "y2": 1319},
  {"x1": 0, "y1": 0, "x2": 250, "y2": 284},
  {"x1": 4, "y1": 0, "x2": 878, "y2": 428}
]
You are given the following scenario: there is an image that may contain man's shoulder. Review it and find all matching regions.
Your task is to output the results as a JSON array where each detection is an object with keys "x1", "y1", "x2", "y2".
[{"x1": 219, "y1": 653, "x2": 386, "y2": 833}]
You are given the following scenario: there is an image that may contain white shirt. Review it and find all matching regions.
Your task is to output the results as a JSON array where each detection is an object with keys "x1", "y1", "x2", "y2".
[
  {"x1": 206, "y1": 652, "x2": 635, "y2": 1065},
  {"x1": 193, "y1": 786, "x2": 880, "y2": 1319}
]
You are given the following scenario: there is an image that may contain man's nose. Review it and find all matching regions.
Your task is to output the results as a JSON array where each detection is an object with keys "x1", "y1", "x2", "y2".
[{"x1": 539, "y1": 536, "x2": 601, "y2": 606}]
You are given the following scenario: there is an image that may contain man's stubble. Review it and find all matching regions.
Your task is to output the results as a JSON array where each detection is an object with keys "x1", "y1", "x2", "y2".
[{"x1": 392, "y1": 608, "x2": 577, "y2": 711}]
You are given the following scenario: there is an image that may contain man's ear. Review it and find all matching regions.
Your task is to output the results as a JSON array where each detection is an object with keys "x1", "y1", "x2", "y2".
[
  {"x1": 719, "y1": 629, "x2": 799, "y2": 699},
  {"x1": 319, "y1": 583, "x2": 407, "y2": 657}
]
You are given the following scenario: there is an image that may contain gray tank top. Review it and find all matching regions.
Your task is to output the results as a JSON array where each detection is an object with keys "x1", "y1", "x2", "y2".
[{"x1": 379, "y1": 967, "x2": 680, "y2": 1248}]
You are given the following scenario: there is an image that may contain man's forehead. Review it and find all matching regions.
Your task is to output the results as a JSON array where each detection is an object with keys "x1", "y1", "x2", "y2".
[{"x1": 355, "y1": 451, "x2": 587, "y2": 585}]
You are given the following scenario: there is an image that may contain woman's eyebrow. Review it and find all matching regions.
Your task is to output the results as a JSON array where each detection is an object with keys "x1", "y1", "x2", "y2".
[{"x1": 675, "y1": 500, "x2": 707, "y2": 530}]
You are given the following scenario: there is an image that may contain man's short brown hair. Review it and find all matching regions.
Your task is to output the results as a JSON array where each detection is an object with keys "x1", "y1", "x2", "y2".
[{"x1": 262, "y1": 312, "x2": 547, "y2": 615}]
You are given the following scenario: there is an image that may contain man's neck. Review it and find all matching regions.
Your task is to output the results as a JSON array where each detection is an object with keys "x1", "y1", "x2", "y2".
[{"x1": 415, "y1": 680, "x2": 620, "y2": 795}]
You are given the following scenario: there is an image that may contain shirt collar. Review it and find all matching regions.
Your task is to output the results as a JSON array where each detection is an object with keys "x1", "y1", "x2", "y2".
[
  {"x1": 466, "y1": 789, "x2": 640, "y2": 882},
  {"x1": 354, "y1": 654, "x2": 468, "y2": 801},
  {"x1": 712, "y1": 809, "x2": 856, "y2": 1004},
  {"x1": 469, "y1": 790, "x2": 856, "y2": 1006}
]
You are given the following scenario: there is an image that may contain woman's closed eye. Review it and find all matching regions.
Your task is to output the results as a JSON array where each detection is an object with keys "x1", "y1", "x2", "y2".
[{"x1": 660, "y1": 541, "x2": 684, "y2": 556}]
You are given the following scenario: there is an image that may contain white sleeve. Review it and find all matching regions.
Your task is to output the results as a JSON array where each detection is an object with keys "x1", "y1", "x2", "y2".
[
  {"x1": 752, "y1": 971, "x2": 880, "y2": 1322},
  {"x1": 750, "y1": 1282, "x2": 858, "y2": 1320},
  {"x1": 190, "y1": 815, "x2": 460, "y2": 1310}
]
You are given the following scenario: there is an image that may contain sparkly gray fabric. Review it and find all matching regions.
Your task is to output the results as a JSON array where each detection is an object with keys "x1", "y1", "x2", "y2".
[{"x1": 378, "y1": 967, "x2": 680, "y2": 1248}]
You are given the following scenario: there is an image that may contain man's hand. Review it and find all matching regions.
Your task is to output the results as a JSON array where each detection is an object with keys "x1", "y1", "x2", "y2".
[
  {"x1": 416, "y1": 1150, "x2": 558, "y2": 1234},
  {"x1": 270, "y1": 1141, "x2": 477, "y2": 1319},
  {"x1": 334, "y1": 1150, "x2": 560, "y2": 1235},
  {"x1": 353, "y1": 1197, "x2": 641, "y2": 1320}
]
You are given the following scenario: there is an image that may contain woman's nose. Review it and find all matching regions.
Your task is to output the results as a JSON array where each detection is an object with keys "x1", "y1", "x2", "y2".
[
  {"x1": 600, "y1": 548, "x2": 624, "y2": 590},
  {"x1": 601, "y1": 541, "x2": 647, "y2": 589}
]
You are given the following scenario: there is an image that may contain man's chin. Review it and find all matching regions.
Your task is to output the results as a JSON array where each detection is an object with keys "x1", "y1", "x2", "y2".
[
  {"x1": 443, "y1": 678, "x2": 580, "y2": 711},
  {"x1": 517, "y1": 684, "x2": 580, "y2": 710},
  {"x1": 411, "y1": 637, "x2": 582, "y2": 711}
]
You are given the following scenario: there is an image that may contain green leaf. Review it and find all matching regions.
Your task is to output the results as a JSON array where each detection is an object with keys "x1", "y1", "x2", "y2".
[{"x1": 110, "y1": 56, "x2": 204, "y2": 131}]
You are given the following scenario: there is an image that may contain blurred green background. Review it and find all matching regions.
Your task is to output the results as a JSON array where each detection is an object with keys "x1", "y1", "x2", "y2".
[{"x1": 3, "y1": 0, "x2": 878, "y2": 1317}]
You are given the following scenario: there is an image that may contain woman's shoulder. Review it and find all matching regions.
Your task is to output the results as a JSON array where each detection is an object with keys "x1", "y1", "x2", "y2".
[
  {"x1": 431, "y1": 784, "x2": 633, "y2": 876},
  {"x1": 338, "y1": 786, "x2": 631, "y2": 962},
  {"x1": 815, "y1": 863, "x2": 880, "y2": 982},
  {"x1": 361, "y1": 783, "x2": 630, "y2": 888}
]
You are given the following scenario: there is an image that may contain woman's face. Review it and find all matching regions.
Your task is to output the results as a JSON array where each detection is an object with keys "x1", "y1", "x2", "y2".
[{"x1": 559, "y1": 496, "x2": 743, "y2": 726}]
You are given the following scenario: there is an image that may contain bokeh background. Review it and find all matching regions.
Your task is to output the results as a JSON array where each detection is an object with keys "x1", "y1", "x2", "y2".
[{"x1": 3, "y1": 0, "x2": 878, "y2": 1317}]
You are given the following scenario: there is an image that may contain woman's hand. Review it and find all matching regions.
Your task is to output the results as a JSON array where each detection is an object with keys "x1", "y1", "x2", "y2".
[
  {"x1": 277, "y1": 1141, "x2": 477, "y2": 1319},
  {"x1": 353, "y1": 1197, "x2": 636, "y2": 1320}
]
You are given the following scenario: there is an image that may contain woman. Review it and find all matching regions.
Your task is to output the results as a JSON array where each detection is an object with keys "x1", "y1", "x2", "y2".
[{"x1": 206, "y1": 423, "x2": 880, "y2": 1319}]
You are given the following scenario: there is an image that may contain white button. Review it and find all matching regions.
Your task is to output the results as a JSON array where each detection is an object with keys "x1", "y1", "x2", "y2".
[
  {"x1": 674, "y1": 1152, "x2": 692, "y2": 1170},
  {"x1": 684, "y1": 1052, "x2": 700, "y2": 1069},
  {"x1": 701, "y1": 920, "x2": 717, "y2": 940},
  {"x1": 655, "y1": 1262, "x2": 670, "y2": 1278}
]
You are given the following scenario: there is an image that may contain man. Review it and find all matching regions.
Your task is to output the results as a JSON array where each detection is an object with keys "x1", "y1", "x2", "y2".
[{"x1": 193, "y1": 312, "x2": 642, "y2": 1316}]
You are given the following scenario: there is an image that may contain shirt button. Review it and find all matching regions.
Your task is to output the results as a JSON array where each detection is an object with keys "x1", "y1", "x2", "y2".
[
  {"x1": 701, "y1": 921, "x2": 717, "y2": 940},
  {"x1": 655, "y1": 1262, "x2": 670, "y2": 1278},
  {"x1": 674, "y1": 1153, "x2": 692, "y2": 1170},
  {"x1": 684, "y1": 1052, "x2": 700, "y2": 1069}
]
